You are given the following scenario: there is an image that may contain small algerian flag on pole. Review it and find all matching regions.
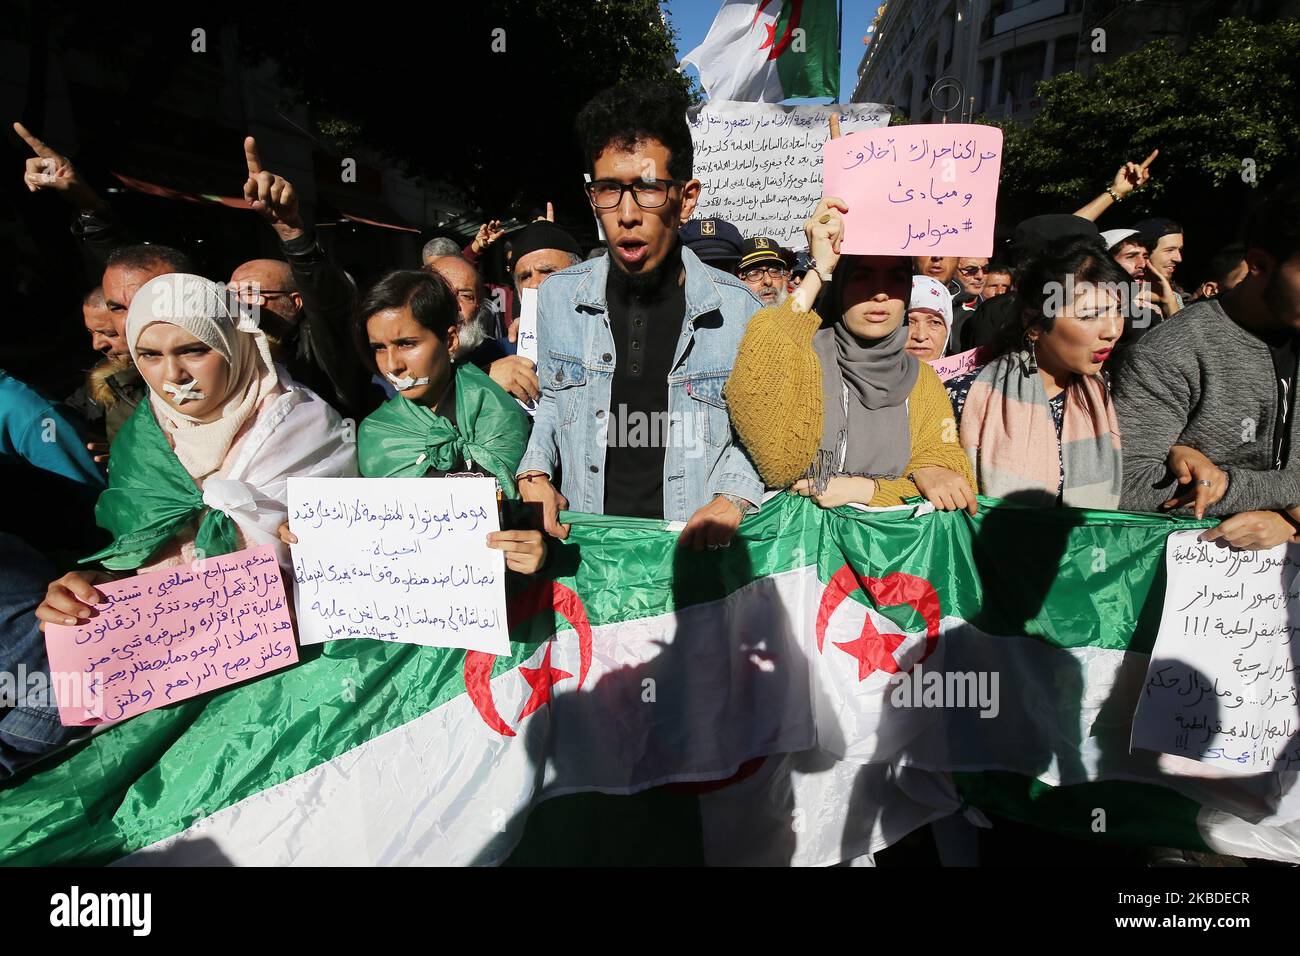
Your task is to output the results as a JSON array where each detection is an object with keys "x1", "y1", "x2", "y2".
[{"x1": 681, "y1": 0, "x2": 841, "y2": 103}]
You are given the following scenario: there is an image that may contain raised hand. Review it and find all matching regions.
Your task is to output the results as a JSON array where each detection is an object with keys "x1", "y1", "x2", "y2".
[
  {"x1": 243, "y1": 136, "x2": 304, "y2": 238},
  {"x1": 471, "y1": 219, "x2": 505, "y2": 255},
  {"x1": 14, "y1": 121, "x2": 103, "y2": 211},
  {"x1": 1112, "y1": 149, "x2": 1158, "y2": 199}
]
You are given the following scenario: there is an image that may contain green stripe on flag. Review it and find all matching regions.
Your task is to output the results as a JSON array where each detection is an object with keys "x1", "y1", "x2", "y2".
[
  {"x1": 955, "y1": 772, "x2": 1210, "y2": 853},
  {"x1": 775, "y1": 0, "x2": 840, "y2": 100}
]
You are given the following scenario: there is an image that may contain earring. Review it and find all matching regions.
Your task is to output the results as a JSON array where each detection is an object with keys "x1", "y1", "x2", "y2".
[{"x1": 1022, "y1": 330, "x2": 1039, "y2": 374}]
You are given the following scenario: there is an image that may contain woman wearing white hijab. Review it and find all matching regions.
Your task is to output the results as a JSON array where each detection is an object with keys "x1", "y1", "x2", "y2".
[
  {"x1": 903, "y1": 275, "x2": 955, "y2": 362},
  {"x1": 36, "y1": 273, "x2": 357, "y2": 629}
]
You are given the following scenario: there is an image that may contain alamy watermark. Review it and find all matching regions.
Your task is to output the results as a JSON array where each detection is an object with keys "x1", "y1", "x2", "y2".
[
  {"x1": 1, "y1": 665, "x2": 105, "y2": 719},
  {"x1": 1038, "y1": 276, "x2": 1155, "y2": 329},
  {"x1": 888, "y1": 663, "x2": 1000, "y2": 719},
  {"x1": 596, "y1": 403, "x2": 707, "y2": 459}
]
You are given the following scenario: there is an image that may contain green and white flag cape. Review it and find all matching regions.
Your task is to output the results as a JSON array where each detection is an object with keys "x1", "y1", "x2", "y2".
[
  {"x1": 3, "y1": 495, "x2": 1300, "y2": 865},
  {"x1": 681, "y1": 0, "x2": 840, "y2": 103}
]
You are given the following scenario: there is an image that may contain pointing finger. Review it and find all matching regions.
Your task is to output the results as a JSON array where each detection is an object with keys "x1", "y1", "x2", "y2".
[
  {"x1": 244, "y1": 135, "x2": 263, "y2": 176},
  {"x1": 1139, "y1": 148, "x2": 1158, "y2": 170},
  {"x1": 14, "y1": 121, "x2": 56, "y2": 158},
  {"x1": 829, "y1": 112, "x2": 841, "y2": 140}
]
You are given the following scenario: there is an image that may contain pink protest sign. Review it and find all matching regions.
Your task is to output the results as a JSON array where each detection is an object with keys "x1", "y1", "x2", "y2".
[
  {"x1": 822, "y1": 124, "x2": 1003, "y2": 257},
  {"x1": 927, "y1": 346, "x2": 990, "y2": 383},
  {"x1": 43, "y1": 545, "x2": 297, "y2": 726}
]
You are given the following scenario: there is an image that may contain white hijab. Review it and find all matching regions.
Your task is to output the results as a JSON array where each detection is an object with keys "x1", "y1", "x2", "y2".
[
  {"x1": 910, "y1": 275, "x2": 955, "y2": 355},
  {"x1": 126, "y1": 273, "x2": 280, "y2": 480}
]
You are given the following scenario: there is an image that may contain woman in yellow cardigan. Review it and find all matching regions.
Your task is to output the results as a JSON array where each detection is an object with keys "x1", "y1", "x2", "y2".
[{"x1": 726, "y1": 197, "x2": 978, "y2": 512}]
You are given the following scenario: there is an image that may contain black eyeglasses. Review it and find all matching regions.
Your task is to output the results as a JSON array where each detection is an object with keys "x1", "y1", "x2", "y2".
[
  {"x1": 957, "y1": 265, "x2": 988, "y2": 277},
  {"x1": 584, "y1": 178, "x2": 684, "y2": 210},
  {"x1": 739, "y1": 265, "x2": 790, "y2": 282}
]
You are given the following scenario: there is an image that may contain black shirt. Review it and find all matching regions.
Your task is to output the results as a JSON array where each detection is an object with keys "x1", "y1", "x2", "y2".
[{"x1": 602, "y1": 242, "x2": 686, "y2": 519}]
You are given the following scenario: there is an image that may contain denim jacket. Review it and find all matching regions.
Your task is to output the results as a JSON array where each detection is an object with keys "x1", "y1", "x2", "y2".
[{"x1": 516, "y1": 244, "x2": 765, "y2": 521}]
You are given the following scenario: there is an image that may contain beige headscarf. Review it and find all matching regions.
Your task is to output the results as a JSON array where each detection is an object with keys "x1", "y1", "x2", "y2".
[{"x1": 126, "y1": 273, "x2": 280, "y2": 479}]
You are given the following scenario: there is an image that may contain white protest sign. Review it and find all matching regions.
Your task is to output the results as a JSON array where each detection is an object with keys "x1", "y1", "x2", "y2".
[
  {"x1": 516, "y1": 287, "x2": 538, "y2": 365},
  {"x1": 1132, "y1": 530, "x2": 1300, "y2": 773},
  {"x1": 822, "y1": 123, "x2": 1003, "y2": 257},
  {"x1": 582, "y1": 173, "x2": 606, "y2": 242},
  {"x1": 687, "y1": 101, "x2": 891, "y2": 250},
  {"x1": 287, "y1": 477, "x2": 509, "y2": 654}
]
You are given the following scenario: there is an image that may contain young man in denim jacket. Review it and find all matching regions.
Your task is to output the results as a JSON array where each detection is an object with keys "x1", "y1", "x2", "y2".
[{"x1": 516, "y1": 82, "x2": 764, "y2": 551}]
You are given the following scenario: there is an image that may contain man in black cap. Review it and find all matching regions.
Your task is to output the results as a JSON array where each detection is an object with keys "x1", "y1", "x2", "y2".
[
  {"x1": 506, "y1": 220, "x2": 584, "y2": 295},
  {"x1": 736, "y1": 236, "x2": 793, "y2": 307},
  {"x1": 679, "y1": 217, "x2": 744, "y2": 273}
]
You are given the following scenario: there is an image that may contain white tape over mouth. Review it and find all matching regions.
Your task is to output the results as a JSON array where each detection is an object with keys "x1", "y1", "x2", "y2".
[
  {"x1": 385, "y1": 372, "x2": 431, "y2": 391},
  {"x1": 163, "y1": 380, "x2": 206, "y2": 403}
]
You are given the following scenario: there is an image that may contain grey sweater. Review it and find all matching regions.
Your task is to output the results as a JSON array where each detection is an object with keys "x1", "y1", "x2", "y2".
[{"x1": 1112, "y1": 298, "x2": 1300, "y2": 515}]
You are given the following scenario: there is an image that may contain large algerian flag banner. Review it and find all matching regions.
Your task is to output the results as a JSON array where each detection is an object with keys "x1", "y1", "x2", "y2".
[
  {"x1": 4, "y1": 495, "x2": 1300, "y2": 865},
  {"x1": 682, "y1": 0, "x2": 840, "y2": 103}
]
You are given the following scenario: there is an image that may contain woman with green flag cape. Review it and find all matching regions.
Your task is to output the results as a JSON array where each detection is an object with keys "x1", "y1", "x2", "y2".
[
  {"x1": 35, "y1": 272, "x2": 357, "y2": 630},
  {"x1": 278, "y1": 269, "x2": 545, "y2": 575}
]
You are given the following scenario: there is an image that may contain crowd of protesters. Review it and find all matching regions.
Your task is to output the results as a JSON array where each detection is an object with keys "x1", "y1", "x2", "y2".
[{"x1": 2, "y1": 77, "x2": 1300, "y2": 821}]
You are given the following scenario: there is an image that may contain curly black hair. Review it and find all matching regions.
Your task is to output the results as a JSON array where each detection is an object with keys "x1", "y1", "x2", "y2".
[{"x1": 575, "y1": 82, "x2": 694, "y2": 181}]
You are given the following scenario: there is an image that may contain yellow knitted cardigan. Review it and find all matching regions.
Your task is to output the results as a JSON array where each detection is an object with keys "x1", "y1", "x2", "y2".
[{"x1": 724, "y1": 299, "x2": 977, "y2": 507}]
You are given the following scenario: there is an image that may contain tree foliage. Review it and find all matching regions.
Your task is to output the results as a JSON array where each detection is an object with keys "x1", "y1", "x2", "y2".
[{"x1": 987, "y1": 16, "x2": 1300, "y2": 248}]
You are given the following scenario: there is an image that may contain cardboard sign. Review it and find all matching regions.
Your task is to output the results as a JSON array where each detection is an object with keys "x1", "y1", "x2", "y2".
[
  {"x1": 688, "y1": 101, "x2": 891, "y2": 250},
  {"x1": 288, "y1": 477, "x2": 510, "y2": 654},
  {"x1": 822, "y1": 124, "x2": 1003, "y2": 257},
  {"x1": 43, "y1": 546, "x2": 296, "y2": 726},
  {"x1": 1132, "y1": 531, "x2": 1300, "y2": 773}
]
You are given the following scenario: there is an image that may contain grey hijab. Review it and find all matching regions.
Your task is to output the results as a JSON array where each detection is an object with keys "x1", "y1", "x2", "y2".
[{"x1": 810, "y1": 262, "x2": 919, "y2": 482}]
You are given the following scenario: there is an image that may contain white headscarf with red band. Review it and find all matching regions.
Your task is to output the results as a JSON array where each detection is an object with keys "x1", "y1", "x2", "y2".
[{"x1": 909, "y1": 275, "x2": 954, "y2": 353}]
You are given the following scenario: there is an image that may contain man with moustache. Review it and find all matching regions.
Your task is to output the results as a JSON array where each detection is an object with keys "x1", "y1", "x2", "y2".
[
  {"x1": 736, "y1": 236, "x2": 792, "y2": 308},
  {"x1": 515, "y1": 82, "x2": 764, "y2": 550}
]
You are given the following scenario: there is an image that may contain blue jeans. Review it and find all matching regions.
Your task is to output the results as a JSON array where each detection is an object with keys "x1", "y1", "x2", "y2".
[{"x1": 0, "y1": 533, "x2": 87, "y2": 780}]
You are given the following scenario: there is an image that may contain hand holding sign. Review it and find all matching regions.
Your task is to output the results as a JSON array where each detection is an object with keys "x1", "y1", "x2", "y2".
[
  {"x1": 287, "y1": 477, "x2": 511, "y2": 653},
  {"x1": 35, "y1": 570, "x2": 115, "y2": 631},
  {"x1": 243, "y1": 136, "x2": 304, "y2": 237},
  {"x1": 42, "y1": 546, "x2": 297, "y2": 726},
  {"x1": 822, "y1": 123, "x2": 1003, "y2": 257}
]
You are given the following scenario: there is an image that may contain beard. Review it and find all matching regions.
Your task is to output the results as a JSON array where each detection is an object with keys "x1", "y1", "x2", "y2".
[
  {"x1": 617, "y1": 256, "x2": 669, "y2": 296},
  {"x1": 453, "y1": 302, "x2": 497, "y2": 358}
]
